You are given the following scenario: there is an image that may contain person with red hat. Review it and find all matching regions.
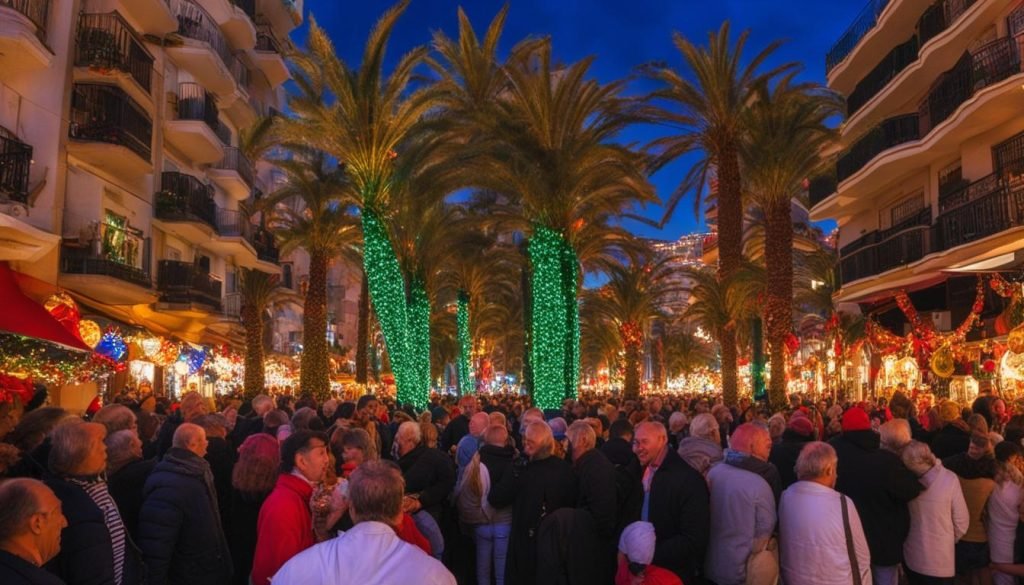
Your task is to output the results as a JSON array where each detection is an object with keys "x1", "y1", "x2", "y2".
[{"x1": 830, "y1": 406, "x2": 924, "y2": 585}]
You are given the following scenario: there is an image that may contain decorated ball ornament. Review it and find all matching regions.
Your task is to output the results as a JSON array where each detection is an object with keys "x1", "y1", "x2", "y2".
[
  {"x1": 1008, "y1": 324, "x2": 1024, "y2": 355},
  {"x1": 140, "y1": 336, "x2": 163, "y2": 358},
  {"x1": 77, "y1": 320, "x2": 102, "y2": 348},
  {"x1": 930, "y1": 345, "x2": 955, "y2": 379},
  {"x1": 1002, "y1": 351, "x2": 1024, "y2": 381},
  {"x1": 173, "y1": 360, "x2": 190, "y2": 376},
  {"x1": 95, "y1": 330, "x2": 127, "y2": 362}
]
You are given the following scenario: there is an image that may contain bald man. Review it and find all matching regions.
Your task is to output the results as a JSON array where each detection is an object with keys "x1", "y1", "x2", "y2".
[
  {"x1": 705, "y1": 423, "x2": 777, "y2": 585},
  {"x1": 138, "y1": 423, "x2": 232, "y2": 585},
  {"x1": 0, "y1": 478, "x2": 66, "y2": 584},
  {"x1": 455, "y1": 412, "x2": 491, "y2": 481}
]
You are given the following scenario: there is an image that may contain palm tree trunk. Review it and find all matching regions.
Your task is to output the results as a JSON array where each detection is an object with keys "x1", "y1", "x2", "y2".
[
  {"x1": 561, "y1": 242, "x2": 580, "y2": 401},
  {"x1": 717, "y1": 141, "x2": 743, "y2": 406},
  {"x1": 621, "y1": 321, "x2": 643, "y2": 401},
  {"x1": 355, "y1": 271, "x2": 369, "y2": 384},
  {"x1": 301, "y1": 248, "x2": 331, "y2": 400},
  {"x1": 456, "y1": 291, "x2": 473, "y2": 395},
  {"x1": 528, "y1": 226, "x2": 569, "y2": 410},
  {"x1": 241, "y1": 302, "x2": 265, "y2": 399},
  {"x1": 408, "y1": 277, "x2": 431, "y2": 408},
  {"x1": 765, "y1": 197, "x2": 794, "y2": 409}
]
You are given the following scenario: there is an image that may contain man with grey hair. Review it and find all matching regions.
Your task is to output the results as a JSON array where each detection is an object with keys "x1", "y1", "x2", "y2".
[
  {"x1": 138, "y1": 422, "x2": 231, "y2": 585},
  {"x1": 779, "y1": 442, "x2": 871, "y2": 585},
  {"x1": 45, "y1": 421, "x2": 144, "y2": 584},
  {"x1": 271, "y1": 461, "x2": 455, "y2": 584},
  {"x1": 879, "y1": 419, "x2": 912, "y2": 456},
  {"x1": 900, "y1": 440, "x2": 967, "y2": 583},
  {"x1": 567, "y1": 420, "x2": 619, "y2": 580},
  {"x1": 0, "y1": 478, "x2": 66, "y2": 584},
  {"x1": 395, "y1": 421, "x2": 455, "y2": 560},
  {"x1": 230, "y1": 394, "x2": 275, "y2": 446},
  {"x1": 92, "y1": 404, "x2": 137, "y2": 435},
  {"x1": 677, "y1": 412, "x2": 723, "y2": 478}
]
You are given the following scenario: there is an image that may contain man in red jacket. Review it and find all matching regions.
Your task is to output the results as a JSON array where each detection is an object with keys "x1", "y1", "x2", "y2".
[{"x1": 251, "y1": 430, "x2": 330, "y2": 585}]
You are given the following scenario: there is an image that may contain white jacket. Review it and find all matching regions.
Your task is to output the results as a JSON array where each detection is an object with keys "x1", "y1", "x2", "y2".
[
  {"x1": 988, "y1": 479, "x2": 1023, "y2": 564},
  {"x1": 271, "y1": 521, "x2": 456, "y2": 585},
  {"x1": 904, "y1": 461, "x2": 969, "y2": 577},
  {"x1": 779, "y1": 481, "x2": 872, "y2": 585}
]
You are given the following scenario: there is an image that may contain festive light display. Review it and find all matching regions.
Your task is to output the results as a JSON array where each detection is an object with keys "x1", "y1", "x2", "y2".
[
  {"x1": 408, "y1": 278, "x2": 431, "y2": 408},
  {"x1": 361, "y1": 210, "x2": 416, "y2": 405},
  {"x1": 140, "y1": 336, "x2": 163, "y2": 358},
  {"x1": 930, "y1": 344, "x2": 955, "y2": 378},
  {"x1": 562, "y1": 242, "x2": 580, "y2": 400},
  {"x1": 1008, "y1": 324, "x2": 1024, "y2": 355},
  {"x1": 456, "y1": 291, "x2": 473, "y2": 395},
  {"x1": 95, "y1": 329, "x2": 127, "y2": 362},
  {"x1": 0, "y1": 334, "x2": 120, "y2": 385},
  {"x1": 77, "y1": 320, "x2": 102, "y2": 348},
  {"x1": 528, "y1": 226, "x2": 573, "y2": 409}
]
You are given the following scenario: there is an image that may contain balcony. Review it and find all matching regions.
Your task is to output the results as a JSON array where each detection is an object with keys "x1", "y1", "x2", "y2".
[
  {"x1": 157, "y1": 259, "x2": 222, "y2": 310},
  {"x1": 935, "y1": 182, "x2": 1024, "y2": 251},
  {"x1": 826, "y1": 0, "x2": 891, "y2": 74},
  {"x1": 119, "y1": 0, "x2": 176, "y2": 36},
  {"x1": 164, "y1": 82, "x2": 225, "y2": 164},
  {"x1": 836, "y1": 114, "x2": 919, "y2": 182},
  {"x1": 0, "y1": 0, "x2": 52, "y2": 74},
  {"x1": 153, "y1": 171, "x2": 217, "y2": 242},
  {"x1": 845, "y1": 35, "x2": 917, "y2": 116},
  {"x1": 166, "y1": 0, "x2": 249, "y2": 101},
  {"x1": 223, "y1": 291, "x2": 241, "y2": 318},
  {"x1": 68, "y1": 84, "x2": 152, "y2": 177},
  {"x1": 254, "y1": 228, "x2": 279, "y2": 264},
  {"x1": 839, "y1": 208, "x2": 933, "y2": 286},
  {"x1": 0, "y1": 129, "x2": 32, "y2": 204},
  {"x1": 252, "y1": 25, "x2": 289, "y2": 87},
  {"x1": 225, "y1": 0, "x2": 257, "y2": 50},
  {"x1": 808, "y1": 174, "x2": 837, "y2": 210},
  {"x1": 75, "y1": 13, "x2": 154, "y2": 106},
  {"x1": 59, "y1": 228, "x2": 157, "y2": 305},
  {"x1": 209, "y1": 147, "x2": 254, "y2": 200},
  {"x1": 257, "y1": 0, "x2": 302, "y2": 38}
]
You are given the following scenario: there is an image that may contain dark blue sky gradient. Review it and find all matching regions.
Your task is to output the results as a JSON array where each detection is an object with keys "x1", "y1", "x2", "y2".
[{"x1": 295, "y1": 0, "x2": 860, "y2": 241}]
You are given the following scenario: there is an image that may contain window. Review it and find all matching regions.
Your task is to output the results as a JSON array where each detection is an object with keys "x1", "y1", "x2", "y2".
[
  {"x1": 881, "y1": 192, "x2": 924, "y2": 229},
  {"x1": 282, "y1": 263, "x2": 293, "y2": 289}
]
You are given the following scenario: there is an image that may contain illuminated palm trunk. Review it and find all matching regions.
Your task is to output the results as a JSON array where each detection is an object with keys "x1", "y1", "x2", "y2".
[
  {"x1": 528, "y1": 226, "x2": 580, "y2": 409},
  {"x1": 241, "y1": 300, "x2": 265, "y2": 399},
  {"x1": 764, "y1": 197, "x2": 794, "y2": 409},
  {"x1": 408, "y1": 277, "x2": 431, "y2": 406},
  {"x1": 361, "y1": 209, "x2": 417, "y2": 406},
  {"x1": 717, "y1": 142, "x2": 743, "y2": 407},
  {"x1": 621, "y1": 321, "x2": 643, "y2": 400},
  {"x1": 301, "y1": 248, "x2": 331, "y2": 400},
  {"x1": 355, "y1": 273, "x2": 369, "y2": 384},
  {"x1": 456, "y1": 290, "x2": 473, "y2": 395}
]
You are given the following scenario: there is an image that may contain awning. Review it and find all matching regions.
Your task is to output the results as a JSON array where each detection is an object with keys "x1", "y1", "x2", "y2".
[{"x1": 0, "y1": 262, "x2": 91, "y2": 352}]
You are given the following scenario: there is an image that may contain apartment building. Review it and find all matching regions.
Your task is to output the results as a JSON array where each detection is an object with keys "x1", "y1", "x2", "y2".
[
  {"x1": 811, "y1": 0, "x2": 1024, "y2": 339},
  {"x1": 0, "y1": 0, "x2": 303, "y2": 392}
]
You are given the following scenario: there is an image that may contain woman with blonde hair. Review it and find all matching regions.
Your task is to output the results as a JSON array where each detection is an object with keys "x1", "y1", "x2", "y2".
[{"x1": 456, "y1": 425, "x2": 517, "y2": 585}]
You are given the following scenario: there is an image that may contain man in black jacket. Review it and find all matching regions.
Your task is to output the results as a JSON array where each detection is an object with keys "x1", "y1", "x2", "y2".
[
  {"x1": 831, "y1": 407, "x2": 923, "y2": 585},
  {"x1": 441, "y1": 395, "x2": 479, "y2": 453},
  {"x1": 0, "y1": 478, "x2": 66, "y2": 585},
  {"x1": 138, "y1": 423, "x2": 232, "y2": 585},
  {"x1": 395, "y1": 421, "x2": 456, "y2": 523},
  {"x1": 633, "y1": 421, "x2": 709, "y2": 584},
  {"x1": 567, "y1": 421, "x2": 619, "y2": 584},
  {"x1": 769, "y1": 414, "x2": 815, "y2": 490}
]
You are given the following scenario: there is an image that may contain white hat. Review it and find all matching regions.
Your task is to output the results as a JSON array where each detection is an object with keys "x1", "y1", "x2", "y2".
[{"x1": 618, "y1": 521, "x2": 656, "y2": 565}]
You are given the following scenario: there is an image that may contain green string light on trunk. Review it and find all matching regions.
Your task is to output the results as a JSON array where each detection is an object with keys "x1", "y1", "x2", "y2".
[
  {"x1": 408, "y1": 278, "x2": 431, "y2": 408},
  {"x1": 361, "y1": 209, "x2": 416, "y2": 405},
  {"x1": 457, "y1": 290, "x2": 473, "y2": 395},
  {"x1": 528, "y1": 226, "x2": 575, "y2": 410}
]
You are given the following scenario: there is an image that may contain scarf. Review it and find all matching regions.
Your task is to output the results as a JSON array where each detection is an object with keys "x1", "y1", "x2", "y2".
[
  {"x1": 724, "y1": 448, "x2": 782, "y2": 503},
  {"x1": 163, "y1": 448, "x2": 224, "y2": 535}
]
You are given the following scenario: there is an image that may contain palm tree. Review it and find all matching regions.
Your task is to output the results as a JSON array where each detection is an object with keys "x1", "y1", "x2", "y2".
[
  {"x1": 456, "y1": 41, "x2": 655, "y2": 408},
  {"x1": 583, "y1": 256, "x2": 682, "y2": 400},
  {"x1": 238, "y1": 268, "x2": 279, "y2": 398},
  {"x1": 645, "y1": 22, "x2": 794, "y2": 406},
  {"x1": 261, "y1": 156, "x2": 361, "y2": 400},
  {"x1": 743, "y1": 76, "x2": 839, "y2": 407},
  {"x1": 280, "y1": 1, "x2": 439, "y2": 405},
  {"x1": 663, "y1": 330, "x2": 715, "y2": 379}
]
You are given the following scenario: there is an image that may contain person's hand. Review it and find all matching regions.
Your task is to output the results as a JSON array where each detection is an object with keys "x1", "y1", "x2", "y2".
[{"x1": 402, "y1": 495, "x2": 421, "y2": 514}]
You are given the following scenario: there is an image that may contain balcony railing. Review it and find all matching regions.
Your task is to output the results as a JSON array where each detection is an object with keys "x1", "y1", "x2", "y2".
[
  {"x1": 157, "y1": 259, "x2": 222, "y2": 308},
  {"x1": 216, "y1": 208, "x2": 253, "y2": 240},
  {"x1": 1010, "y1": 4, "x2": 1024, "y2": 37},
  {"x1": 169, "y1": 0, "x2": 248, "y2": 87},
  {"x1": 175, "y1": 82, "x2": 221, "y2": 133},
  {"x1": 836, "y1": 114, "x2": 919, "y2": 182},
  {"x1": 75, "y1": 12, "x2": 154, "y2": 93},
  {"x1": 0, "y1": 130, "x2": 32, "y2": 203},
  {"x1": 60, "y1": 238, "x2": 152, "y2": 289},
  {"x1": 255, "y1": 25, "x2": 281, "y2": 53},
  {"x1": 212, "y1": 146, "x2": 254, "y2": 188},
  {"x1": 156, "y1": 171, "x2": 216, "y2": 228},
  {"x1": 846, "y1": 35, "x2": 918, "y2": 116},
  {"x1": 69, "y1": 84, "x2": 152, "y2": 161},
  {"x1": 826, "y1": 0, "x2": 891, "y2": 74},
  {"x1": 808, "y1": 174, "x2": 838, "y2": 209},
  {"x1": 252, "y1": 227, "x2": 279, "y2": 263},
  {"x1": 0, "y1": 0, "x2": 49, "y2": 42},
  {"x1": 939, "y1": 172, "x2": 1000, "y2": 212},
  {"x1": 223, "y1": 291, "x2": 242, "y2": 318},
  {"x1": 918, "y1": 0, "x2": 977, "y2": 49},
  {"x1": 839, "y1": 208, "x2": 932, "y2": 286},
  {"x1": 935, "y1": 183, "x2": 1024, "y2": 250}
]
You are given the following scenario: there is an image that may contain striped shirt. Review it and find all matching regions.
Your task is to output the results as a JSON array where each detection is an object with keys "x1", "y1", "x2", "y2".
[{"x1": 69, "y1": 476, "x2": 127, "y2": 585}]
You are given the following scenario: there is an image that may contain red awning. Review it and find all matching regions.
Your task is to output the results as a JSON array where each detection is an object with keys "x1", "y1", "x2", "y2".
[{"x1": 0, "y1": 262, "x2": 91, "y2": 352}]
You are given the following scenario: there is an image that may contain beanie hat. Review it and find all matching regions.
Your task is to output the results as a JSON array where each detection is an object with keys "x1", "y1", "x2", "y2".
[
  {"x1": 939, "y1": 401, "x2": 961, "y2": 423},
  {"x1": 619, "y1": 521, "x2": 656, "y2": 566},
  {"x1": 841, "y1": 407, "x2": 871, "y2": 432},
  {"x1": 787, "y1": 415, "x2": 815, "y2": 437}
]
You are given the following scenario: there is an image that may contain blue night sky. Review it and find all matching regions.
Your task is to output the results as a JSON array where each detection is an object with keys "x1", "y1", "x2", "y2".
[{"x1": 294, "y1": 0, "x2": 860, "y2": 241}]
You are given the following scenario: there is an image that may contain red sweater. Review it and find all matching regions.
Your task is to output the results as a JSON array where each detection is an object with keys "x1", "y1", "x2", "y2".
[{"x1": 251, "y1": 473, "x2": 315, "y2": 585}]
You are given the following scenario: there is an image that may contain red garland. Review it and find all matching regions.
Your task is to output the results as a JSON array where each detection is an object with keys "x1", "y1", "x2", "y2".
[{"x1": 990, "y1": 273, "x2": 1019, "y2": 299}]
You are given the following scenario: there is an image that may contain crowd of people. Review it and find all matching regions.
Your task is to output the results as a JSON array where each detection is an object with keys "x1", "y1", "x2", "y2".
[{"x1": 1, "y1": 386, "x2": 1024, "y2": 585}]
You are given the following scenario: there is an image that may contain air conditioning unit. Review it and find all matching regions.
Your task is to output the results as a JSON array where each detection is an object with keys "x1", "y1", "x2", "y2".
[{"x1": 928, "y1": 311, "x2": 952, "y2": 332}]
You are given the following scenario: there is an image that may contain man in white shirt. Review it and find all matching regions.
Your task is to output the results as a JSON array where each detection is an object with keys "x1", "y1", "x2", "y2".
[
  {"x1": 271, "y1": 460, "x2": 455, "y2": 585},
  {"x1": 779, "y1": 441, "x2": 872, "y2": 585}
]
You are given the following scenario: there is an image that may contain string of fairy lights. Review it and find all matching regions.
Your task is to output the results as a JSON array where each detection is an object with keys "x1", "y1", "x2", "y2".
[{"x1": 456, "y1": 291, "x2": 473, "y2": 395}]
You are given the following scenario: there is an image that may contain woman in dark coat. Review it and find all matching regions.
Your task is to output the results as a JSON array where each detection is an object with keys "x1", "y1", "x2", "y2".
[
  {"x1": 489, "y1": 421, "x2": 577, "y2": 585},
  {"x1": 226, "y1": 433, "x2": 280, "y2": 585}
]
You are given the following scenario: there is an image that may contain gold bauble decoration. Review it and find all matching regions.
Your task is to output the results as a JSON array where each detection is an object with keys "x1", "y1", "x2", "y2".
[
  {"x1": 1008, "y1": 324, "x2": 1024, "y2": 355},
  {"x1": 77, "y1": 320, "x2": 102, "y2": 348},
  {"x1": 930, "y1": 345, "x2": 955, "y2": 379},
  {"x1": 44, "y1": 292, "x2": 76, "y2": 312},
  {"x1": 140, "y1": 336, "x2": 162, "y2": 358}
]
